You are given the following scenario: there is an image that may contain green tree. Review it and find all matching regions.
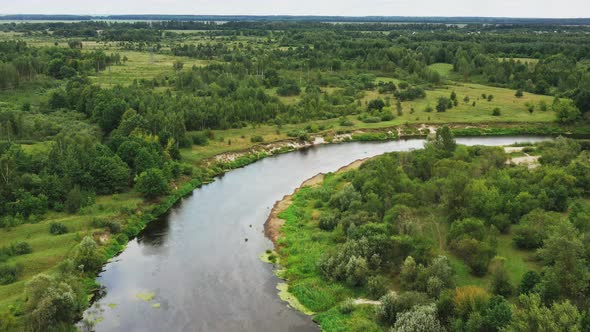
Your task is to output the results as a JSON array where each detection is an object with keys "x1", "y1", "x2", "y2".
[
  {"x1": 135, "y1": 168, "x2": 169, "y2": 198},
  {"x1": 554, "y1": 99, "x2": 581, "y2": 124},
  {"x1": 25, "y1": 274, "x2": 81, "y2": 331},
  {"x1": 393, "y1": 304, "x2": 445, "y2": 332},
  {"x1": 432, "y1": 126, "x2": 456, "y2": 155},
  {"x1": 506, "y1": 294, "x2": 581, "y2": 332},
  {"x1": 72, "y1": 236, "x2": 103, "y2": 273}
]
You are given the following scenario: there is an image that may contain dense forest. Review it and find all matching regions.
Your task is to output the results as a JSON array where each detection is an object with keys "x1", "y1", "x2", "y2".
[
  {"x1": 279, "y1": 132, "x2": 590, "y2": 331},
  {"x1": 0, "y1": 19, "x2": 589, "y2": 330}
]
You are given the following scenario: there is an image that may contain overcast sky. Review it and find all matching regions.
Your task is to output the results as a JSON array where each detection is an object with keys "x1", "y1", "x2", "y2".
[{"x1": 0, "y1": 0, "x2": 588, "y2": 18}]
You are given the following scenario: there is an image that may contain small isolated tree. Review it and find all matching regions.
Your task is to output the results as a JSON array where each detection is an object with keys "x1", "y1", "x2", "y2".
[
  {"x1": 436, "y1": 97, "x2": 452, "y2": 112},
  {"x1": 73, "y1": 236, "x2": 102, "y2": 273},
  {"x1": 393, "y1": 304, "x2": 445, "y2": 332},
  {"x1": 345, "y1": 256, "x2": 369, "y2": 287},
  {"x1": 519, "y1": 270, "x2": 541, "y2": 295},
  {"x1": 433, "y1": 126, "x2": 457, "y2": 155},
  {"x1": 368, "y1": 99, "x2": 386, "y2": 111},
  {"x1": 554, "y1": 99, "x2": 581, "y2": 124},
  {"x1": 515, "y1": 89, "x2": 524, "y2": 98},
  {"x1": 25, "y1": 274, "x2": 81, "y2": 331},
  {"x1": 135, "y1": 168, "x2": 169, "y2": 198},
  {"x1": 489, "y1": 257, "x2": 513, "y2": 297},
  {"x1": 65, "y1": 186, "x2": 82, "y2": 214}
]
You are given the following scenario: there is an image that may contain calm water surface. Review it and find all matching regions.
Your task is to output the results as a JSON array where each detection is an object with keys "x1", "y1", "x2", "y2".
[{"x1": 83, "y1": 136, "x2": 549, "y2": 332}]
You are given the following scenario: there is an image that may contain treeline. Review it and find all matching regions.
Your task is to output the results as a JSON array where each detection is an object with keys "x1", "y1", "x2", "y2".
[
  {"x1": 0, "y1": 40, "x2": 120, "y2": 89},
  {"x1": 295, "y1": 131, "x2": 590, "y2": 330},
  {"x1": 2, "y1": 15, "x2": 590, "y2": 25}
]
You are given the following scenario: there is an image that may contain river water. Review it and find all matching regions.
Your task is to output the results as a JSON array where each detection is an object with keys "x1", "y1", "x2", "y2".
[{"x1": 83, "y1": 136, "x2": 549, "y2": 332}]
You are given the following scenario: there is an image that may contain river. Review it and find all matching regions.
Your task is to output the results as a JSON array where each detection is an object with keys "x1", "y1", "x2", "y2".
[{"x1": 82, "y1": 136, "x2": 550, "y2": 332}]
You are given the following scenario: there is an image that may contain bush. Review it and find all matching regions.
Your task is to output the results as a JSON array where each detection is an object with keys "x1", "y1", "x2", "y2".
[
  {"x1": 338, "y1": 298, "x2": 356, "y2": 314},
  {"x1": 0, "y1": 264, "x2": 21, "y2": 285},
  {"x1": 378, "y1": 291, "x2": 430, "y2": 326},
  {"x1": 277, "y1": 82, "x2": 301, "y2": 96},
  {"x1": 453, "y1": 286, "x2": 490, "y2": 318},
  {"x1": 250, "y1": 135, "x2": 264, "y2": 143},
  {"x1": 515, "y1": 89, "x2": 524, "y2": 98},
  {"x1": 362, "y1": 116, "x2": 382, "y2": 123},
  {"x1": 339, "y1": 117, "x2": 354, "y2": 126},
  {"x1": 49, "y1": 222, "x2": 68, "y2": 235},
  {"x1": 492, "y1": 108, "x2": 501, "y2": 116},
  {"x1": 368, "y1": 99, "x2": 386, "y2": 111},
  {"x1": 318, "y1": 212, "x2": 339, "y2": 231},
  {"x1": 345, "y1": 256, "x2": 369, "y2": 287},
  {"x1": 367, "y1": 275, "x2": 389, "y2": 299},
  {"x1": 12, "y1": 242, "x2": 32, "y2": 255},
  {"x1": 190, "y1": 132, "x2": 209, "y2": 146},
  {"x1": 436, "y1": 97, "x2": 452, "y2": 112},
  {"x1": 393, "y1": 304, "x2": 444, "y2": 332}
]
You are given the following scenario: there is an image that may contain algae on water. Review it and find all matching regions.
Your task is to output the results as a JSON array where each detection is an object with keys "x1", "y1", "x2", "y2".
[
  {"x1": 135, "y1": 291, "x2": 156, "y2": 302},
  {"x1": 276, "y1": 282, "x2": 314, "y2": 315}
]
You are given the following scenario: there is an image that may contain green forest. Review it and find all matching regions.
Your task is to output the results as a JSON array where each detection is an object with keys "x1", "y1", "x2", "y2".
[
  {"x1": 0, "y1": 19, "x2": 589, "y2": 331},
  {"x1": 278, "y1": 131, "x2": 590, "y2": 331}
]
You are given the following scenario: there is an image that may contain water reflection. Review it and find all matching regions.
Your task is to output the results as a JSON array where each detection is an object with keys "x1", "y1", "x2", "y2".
[{"x1": 83, "y1": 137, "x2": 550, "y2": 332}]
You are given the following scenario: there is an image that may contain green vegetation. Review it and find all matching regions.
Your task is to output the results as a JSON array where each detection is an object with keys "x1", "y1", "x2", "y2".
[
  {"x1": 277, "y1": 131, "x2": 590, "y2": 331},
  {"x1": 0, "y1": 19, "x2": 589, "y2": 330}
]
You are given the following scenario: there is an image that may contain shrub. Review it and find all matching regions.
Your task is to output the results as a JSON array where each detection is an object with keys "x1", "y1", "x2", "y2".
[
  {"x1": 453, "y1": 286, "x2": 490, "y2": 318},
  {"x1": 12, "y1": 242, "x2": 32, "y2": 255},
  {"x1": 318, "y1": 212, "x2": 339, "y2": 231},
  {"x1": 362, "y1": 116, "x2": 382, "y2": 123},
  {"x1": 250, "y1": 135, "x2": 264, "y2": 143},
  {"x1": 436, "y1": 97, "x2": 452, "y2": 112},
  {"x1": 367, "y1": 275, "x2": 389, "y2": 299},
  {"x1": 49, "y1": 222, "x2": 68, "y2": 235},
  {"x1": 276, "y1": 81, "x2": 301, "y2": 96},
  {"x1": 518, "y1": 271, "x2": 541, "y2": 294},
  {"x1": 368, "y1": 99, "x2": 386, "y2": 111},
  {"x1": 190, "y1": 132, "x2": 209, "y2": 146},
  {"x1": 378, "y1": 291, "x2": 430, "y2": 326},
  {"x1": 393, "y1": 304, "x2": 444, "y2": 332},
  {"x1": 515, "y1": 89, "x2": 524, "y2": 98},
  {"x1": 492, "y1": 108, "x2": 501, "y2": 116},
  {"x1": 338, "y1": 298, "x2": 356, "y2": 314},
  {"x1": 339, "y1": 117, "x2": 354, "y2": 126},
  {"x1": 345, "y1": 256, "x2": 369, "y2": 287},
  {"x1": 489, "y1": 257, "x2": 513, "y2": 297},
  {"x1": 0, "y1": 264, "x2": 21, "y2": 285}
]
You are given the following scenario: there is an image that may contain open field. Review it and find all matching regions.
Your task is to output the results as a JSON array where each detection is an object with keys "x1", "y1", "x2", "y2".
[
  {"x1": 0, "y1": 192, "x2": 142, "y2": 309},
  {"x1": 88, "y1": 51, "x2": 211, "y2": 86}
]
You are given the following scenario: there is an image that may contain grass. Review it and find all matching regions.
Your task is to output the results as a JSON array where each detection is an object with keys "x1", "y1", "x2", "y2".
[
  {"x1": 88, "y1": 51, "x2": 211, "y2": 87},
  {"x1": 429, "y1": 63, "x2": 454, "y2": 78},
  {"x1": 0, "y1": 192, "x2": 142, "y2": 310}
]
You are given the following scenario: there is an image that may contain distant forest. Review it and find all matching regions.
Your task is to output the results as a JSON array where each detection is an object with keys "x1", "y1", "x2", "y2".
[{"x1": 1, "y1": 15, "x2": 590, "y2": 25}]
